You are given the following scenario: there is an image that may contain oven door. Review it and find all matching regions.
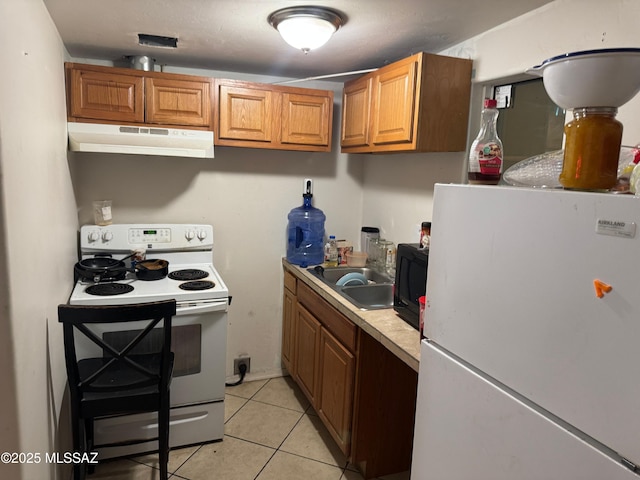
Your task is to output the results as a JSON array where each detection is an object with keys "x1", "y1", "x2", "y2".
[
  {"x1": 172, "y1": 299, "x2": 228, "y2": 404},
  {"x1": 73, "y1": 298, "x2": 228, "y2": 457},
  {"x1": 73, "y1": 298, "x2": 228, "y2": 405}
]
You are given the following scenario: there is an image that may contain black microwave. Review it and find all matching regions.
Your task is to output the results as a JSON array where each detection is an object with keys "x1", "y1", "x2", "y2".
[{"x1": 393, "y1": 243, "x2": 429, "y2": 330}]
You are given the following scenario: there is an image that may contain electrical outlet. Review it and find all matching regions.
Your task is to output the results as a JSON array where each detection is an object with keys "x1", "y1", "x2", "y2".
[{"x1": 234, "y1": 357, "x2": 250, "y2": 375}]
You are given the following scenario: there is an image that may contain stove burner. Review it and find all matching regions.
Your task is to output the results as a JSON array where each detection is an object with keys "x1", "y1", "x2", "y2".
[
  {"x1": 85, "y1": 283, "x2": 135, "y2": 296},
  {"x1": 169, "y1": 269, "x2": 209, "y2": 281},
  {"x1": 179, "y1": 280, "x2": 215, "y2": 291}
]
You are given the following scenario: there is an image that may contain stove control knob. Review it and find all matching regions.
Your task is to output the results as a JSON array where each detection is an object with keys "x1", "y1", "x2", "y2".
[
  {"x1": 185, "y1": 230, "x2": 196, "y2": 241},
  {"x1": 197, "y1": 229, "x2": 208, "y2": 241},
  {"x1": 88, "y1": 230, "x2": 100, "y2": 242},
  {"x1": 102, "y1": 231, "x2": 113, "y2": 242}
]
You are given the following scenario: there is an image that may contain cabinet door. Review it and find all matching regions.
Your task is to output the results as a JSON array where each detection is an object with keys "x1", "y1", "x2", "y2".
[
  {"x1": 145, "y1": 78, "x2": 211, "y2": 127},
  {"x1": 318, "y1": 327, "x2": 355, "y2": 455},
  {"x1": 281, "y1": 92, "x2": 331, "y2": 146},
  {"x1": 294, "y1": 304, "x2": 321, "y2": 404},
  {"x1": 69, "y1": 68, "x2": 144, "y2": 123},
  {"x1": 370, "y1": 60, "x2": 417, "y2": 145},
  {"x1": 218, "y1": 85, "x2": 273, "y2": 142},
  {"x1": 341, "y1": 77, "x2": 371, "y2": 148},
  {"x1": 282, "y1": 289, "x2": 296, "y2": 374}
]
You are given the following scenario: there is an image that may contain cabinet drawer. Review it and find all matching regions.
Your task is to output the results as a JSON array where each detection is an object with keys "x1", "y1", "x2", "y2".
[
  {"x1": 284, "y1": 270, "x2": 297, "y2": 294},
  {"x1": 297, "y1": 282, "x2": 357, "y2": 352}
]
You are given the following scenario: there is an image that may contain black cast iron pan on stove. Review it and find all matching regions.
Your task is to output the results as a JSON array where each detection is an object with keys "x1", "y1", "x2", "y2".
[
  {"x1": 134, "y1": 259, "x2": 169, "y2": 281},
  {"x1": 74, "y1": 255, "x2": 169, "y2": 282}
]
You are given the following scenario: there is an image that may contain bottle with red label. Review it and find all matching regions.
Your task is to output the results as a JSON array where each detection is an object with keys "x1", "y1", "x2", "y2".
[
  {"x1": 467, "y1": 98, "x2": 504, "y2": 185},
  {"x1": 419, "y1": 295, "x2": 426, "y2": 340}
]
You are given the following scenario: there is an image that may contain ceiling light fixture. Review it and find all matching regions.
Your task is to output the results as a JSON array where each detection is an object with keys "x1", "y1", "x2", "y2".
[{"x1": 268, "y1": 6, "x2": 345, "y2": 54}]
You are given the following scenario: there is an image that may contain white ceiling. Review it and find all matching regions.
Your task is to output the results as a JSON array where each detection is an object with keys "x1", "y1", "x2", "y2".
[{"x1": 43, "y1": 0, "x2": 553, "y2": 80}]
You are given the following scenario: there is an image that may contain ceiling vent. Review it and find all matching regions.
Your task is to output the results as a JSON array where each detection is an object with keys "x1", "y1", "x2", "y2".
[{"x1": 138, "y1": 34, "x2": 178, "y2": 49}]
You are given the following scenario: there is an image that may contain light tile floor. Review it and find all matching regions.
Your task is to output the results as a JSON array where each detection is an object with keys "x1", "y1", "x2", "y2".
[{"x1": 87, "y1": 376, "x2": 411, "y2": 480}]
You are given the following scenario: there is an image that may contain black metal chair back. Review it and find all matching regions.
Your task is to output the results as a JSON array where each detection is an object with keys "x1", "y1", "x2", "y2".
[{"x1": 58, "y1": 300, "x2": 176, "y2": 480}]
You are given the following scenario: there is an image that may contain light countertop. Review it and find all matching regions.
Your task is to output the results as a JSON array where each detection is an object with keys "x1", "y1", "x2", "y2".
[{"x1": 283, "y1": 259, "x2": 420, "y2": 372}]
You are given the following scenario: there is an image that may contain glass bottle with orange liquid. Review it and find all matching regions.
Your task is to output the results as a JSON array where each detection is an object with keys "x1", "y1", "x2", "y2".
[{"x1": 560, "y1": 107, "x2": 622, "y2": 190}]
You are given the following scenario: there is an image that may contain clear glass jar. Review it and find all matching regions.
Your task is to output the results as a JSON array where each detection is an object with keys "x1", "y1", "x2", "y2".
[
  {"x1": 368, "y1": 237, "x2": 381, "y2": 267},
  {"x1": 376, "y1": 240, "x2": 396, "y2": 274},
  {"x1": 560, "y1": 107, "x2": 623, "y2": 190}
]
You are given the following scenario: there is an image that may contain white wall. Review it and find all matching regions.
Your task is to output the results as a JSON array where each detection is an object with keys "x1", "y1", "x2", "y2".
[
  {"x1": 0, "y1": 0, "x2": 78, "y2": 479},
  {"x1": 361, "y1": 152, "x2": 465, "y2": 246},
  {"x1": 69, "y1": 72, "x2": 364, "y2": 381},
  {"x1": 362, "y1": 0, "x2": 640, "y2": 237}
]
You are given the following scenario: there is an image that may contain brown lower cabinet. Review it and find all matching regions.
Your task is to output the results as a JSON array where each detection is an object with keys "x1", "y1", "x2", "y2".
[{"x1": 282, "y1": 269, "x2": 418, "y2": 479}]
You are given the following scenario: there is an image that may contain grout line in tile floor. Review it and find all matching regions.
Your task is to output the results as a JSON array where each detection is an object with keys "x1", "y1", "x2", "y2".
[
  {"x1": 87, "y1": 376, "x2": 409, "y2": 480},
  {"x1": 236, "y1": 404, "x2": 350, "y2": 476},
  {"x1": 224, "y1": 378, "x2": 354, "y2": 478}
]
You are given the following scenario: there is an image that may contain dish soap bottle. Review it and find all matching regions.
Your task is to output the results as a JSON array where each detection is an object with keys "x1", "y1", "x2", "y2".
[
  {"x1": 286, "y1": 179, "x2": 326, "y2": 267},
  {"x1": 324, "y1": 236, "x2": 338, "y2": 267},
  {"x1": 468, "y1": 99, "x2": 503, "y2": 185}
]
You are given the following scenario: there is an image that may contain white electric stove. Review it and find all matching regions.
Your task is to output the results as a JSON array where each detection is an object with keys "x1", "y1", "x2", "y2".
[{"x1": 69, "y1": 224, "x2": 229, "y2": 459}]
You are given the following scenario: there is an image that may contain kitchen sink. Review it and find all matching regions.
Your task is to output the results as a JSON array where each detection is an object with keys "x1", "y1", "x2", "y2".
[
  {"x1": 307, "y1": 266, "x2": 393, "y2": 286},
  {"x1": 340, "y1": 284, "x2": 394, "y2": 310},
  {"x1": 307, "y1": 266, "x2": 394, "y2": 310}
]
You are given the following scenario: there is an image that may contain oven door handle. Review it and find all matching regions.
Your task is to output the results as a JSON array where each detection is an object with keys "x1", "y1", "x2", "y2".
[{"x1": 176, "y1": 299, "x2": 228, "y2": 315}]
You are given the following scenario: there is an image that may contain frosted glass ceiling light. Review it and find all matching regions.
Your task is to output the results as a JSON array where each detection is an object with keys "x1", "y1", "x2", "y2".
[{"x1": 268, "y1": 6, "x2": 344, "y2": 54}]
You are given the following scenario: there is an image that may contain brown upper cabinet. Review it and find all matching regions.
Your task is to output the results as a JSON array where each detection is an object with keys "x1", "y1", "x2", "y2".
[
  {"x1": 65, "y1": 63, "x2": 213, "y2": 129},
  {"x1": 340, "y1": 52, "x2": 473, "y2": 153},
  {"x1": 215, "y1": 79, "x2": 333, "y2": 152}
]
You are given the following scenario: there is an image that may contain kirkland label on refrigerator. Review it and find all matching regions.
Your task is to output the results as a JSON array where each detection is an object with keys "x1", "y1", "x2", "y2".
[{"x1": 595, "y1": 219, "x2": 637, "y2": 238}]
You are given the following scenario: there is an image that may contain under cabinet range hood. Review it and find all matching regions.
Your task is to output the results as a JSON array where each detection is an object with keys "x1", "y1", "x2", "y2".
[{"x1": 67, "y1": 122, "x2": 214, "y2": 158}]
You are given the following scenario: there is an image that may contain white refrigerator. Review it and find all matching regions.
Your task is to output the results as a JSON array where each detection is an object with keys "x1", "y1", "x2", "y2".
[{"x1": 411, "y1": 184, "x2": 640, "y2": 480}]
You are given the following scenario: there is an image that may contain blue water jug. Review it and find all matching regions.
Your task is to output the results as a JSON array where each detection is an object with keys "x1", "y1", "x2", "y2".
[{"x1": 286, "y1": 179, "x2": 325, "y2": 267}]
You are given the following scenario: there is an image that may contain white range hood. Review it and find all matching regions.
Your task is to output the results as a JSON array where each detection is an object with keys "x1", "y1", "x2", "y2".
[{"x1": 67, "y1": 122, "x2": 214, "y2": 158}]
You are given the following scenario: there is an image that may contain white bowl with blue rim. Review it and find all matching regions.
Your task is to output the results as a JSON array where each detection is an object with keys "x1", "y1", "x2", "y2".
[
  {"x1": 336, "y1": 272, "x2": 368, "y2": 287},
  {"x1": 525, "y1": 48, "x2": 640, "y2": 109}
]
